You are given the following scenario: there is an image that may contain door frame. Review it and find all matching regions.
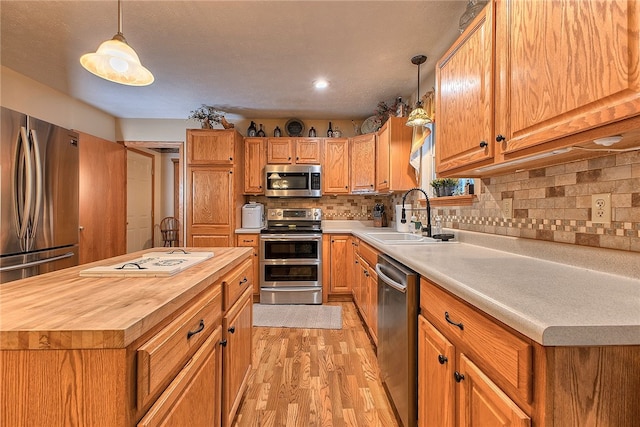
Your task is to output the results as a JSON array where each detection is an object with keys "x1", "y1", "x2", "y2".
[
  {"x1": 124, "y1": 141, "x2": 185, "y2": 247},
  {"x1": 126, "y1": 147, "x2": 155, "y2": 250}
]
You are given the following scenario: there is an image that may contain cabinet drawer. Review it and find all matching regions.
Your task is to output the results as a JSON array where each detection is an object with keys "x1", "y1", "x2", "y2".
[
  {"x1": 223, "y1": 258, "x2": 253, "y2": 311},
  {"x1": 137, "y1": 285, "x2": 222, "y2": 409},
  {"x1": 420, "y1": 278, "x2": 532, "y2": 403},
  {"x1": 358, "y1": 240, "x2": 379, "y2": 267},
  {"x1": 236, "y1": 235, "x2": 258, "y2": 247}
]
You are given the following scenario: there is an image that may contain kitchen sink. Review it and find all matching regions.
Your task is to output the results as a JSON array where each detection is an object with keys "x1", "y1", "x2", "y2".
[{"x1": 365, "y1": 232, "x2": 452, "y2": 245}]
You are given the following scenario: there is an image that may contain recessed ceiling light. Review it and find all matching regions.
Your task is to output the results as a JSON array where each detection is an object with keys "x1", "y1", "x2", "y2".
[
  {"x1": 593, "y1": 135, "x2": 623, "y2": 146},
  {"x1": 313, "y1": 79, "x2": 329, "y2": 89}
]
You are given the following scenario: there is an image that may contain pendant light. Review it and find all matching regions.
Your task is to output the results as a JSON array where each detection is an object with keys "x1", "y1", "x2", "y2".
[
  {"x1": 405, "y1": 55, "x2": 431, "y2": 127},
  {"x1": 80, "y1": 0, "x2": 154, "y2": 86}
]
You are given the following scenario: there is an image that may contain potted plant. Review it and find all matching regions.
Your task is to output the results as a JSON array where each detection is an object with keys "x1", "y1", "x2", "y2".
[
  {"x1": 430, "y1": 178, "x2": 459, "y2": 197},
  {"x1": 188, "y1": 105, "x2": 234, "y2": 129}
]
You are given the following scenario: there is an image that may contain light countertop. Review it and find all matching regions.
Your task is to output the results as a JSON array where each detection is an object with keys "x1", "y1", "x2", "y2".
[{"x1": 322, "y1": 220, "x2": 640, "y2": 347}]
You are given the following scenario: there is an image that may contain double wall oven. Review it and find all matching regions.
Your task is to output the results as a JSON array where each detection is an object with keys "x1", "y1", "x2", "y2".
[{"x1": 260, "y1": 208, "x2": 322, "y2": 304}]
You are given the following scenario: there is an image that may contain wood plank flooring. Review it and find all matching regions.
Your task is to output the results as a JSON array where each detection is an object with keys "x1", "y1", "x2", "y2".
[{"x1": 232, "y1": 302, "x2": 399, "y2": 427}]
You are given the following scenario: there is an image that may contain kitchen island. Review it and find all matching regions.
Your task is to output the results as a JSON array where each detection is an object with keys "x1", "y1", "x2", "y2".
[{"x1": 0, "y1": 247, "x2": 252, "y2": 426}]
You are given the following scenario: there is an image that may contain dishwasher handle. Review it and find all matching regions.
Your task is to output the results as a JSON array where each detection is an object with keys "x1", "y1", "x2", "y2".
[{"x1": 375, "y1": 263, "x2": 407, "y2": 293}]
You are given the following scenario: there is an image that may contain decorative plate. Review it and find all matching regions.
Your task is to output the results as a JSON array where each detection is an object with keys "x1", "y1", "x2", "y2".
[
  {"x1": 361, "y1": 116, "x2": 381, "y2": 134},
  {"x1": 285, "y1": 118, "x2": 305, "y2": 137}
]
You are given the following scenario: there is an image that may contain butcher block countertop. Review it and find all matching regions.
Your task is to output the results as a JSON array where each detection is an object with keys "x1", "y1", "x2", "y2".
[{"x1": 0, "y1": 247, "x2": 252, "y2": 351}]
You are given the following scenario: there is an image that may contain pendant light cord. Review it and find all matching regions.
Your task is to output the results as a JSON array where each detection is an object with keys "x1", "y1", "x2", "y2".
[{"x1": 117, "y1": 0, "x2": 123, "y2": 36}]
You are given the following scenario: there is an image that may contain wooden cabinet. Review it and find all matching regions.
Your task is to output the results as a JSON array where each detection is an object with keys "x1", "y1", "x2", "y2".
[
  {"x1": 436, "y1": 0, "x2": 640, "y2": 176},
  {"x1": 235, "y1": 234, "x2": 260, "y2": 298},
  {"x1": 375, "y1": 117, "x2": 416, "y2": 192},
  {"x1": 435, "y1": 1, "x2": 494, "y2": 174},
  {"x1": 137, "y1": 326, "x2": 223, "y2": 427},
  {"x1": 267, "y1": 138, "x2": 321, "y2": 164},
  {"x1": 221, "y1": 287, "x2": 252, "y2": 427},
  {"x1": 418, "y1": 276, "x2": 532, "y2": 427},
  {"x1": 323, "y1": 138, "x2": 350, "y2": 194},
  {"x1": 243, "y1": 138, "x2": 265, "y2": 194},
  {"x1": 351, "y1": 240, "x2": 379, "y2": 344},
  {"x1": 325, "y1": 234, "x2": 353, "y2": 295},
  {"x1": 350, "y1": 133, "x2": 376, "y2": 193},
  {"x1": 186, "y1": 129, "x2": 244, "y2": 247}
]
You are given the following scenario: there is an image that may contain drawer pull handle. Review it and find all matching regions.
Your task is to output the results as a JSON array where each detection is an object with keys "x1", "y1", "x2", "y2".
[
  {"x1": 220, "y1": 339, "x2": 228, "y2": 347},
  {"x1": 438, "y1": 354, "x2": 448, "y2": 365},
  {"x1": 496, "y1": 134, "x2": 506, "y2": 142},
  {"x1": 454, "y1": 371, "x2": 465, "y2": 382},
  {"x1": 479, "y1": 141, "x2": 488, "y2": 148},
  {"x1": 228, "y1": 326, "x2": 236, "y2": 334},
  {"x1": 187, "y1": 320, "x2": 205, "y2": 339},
  {"x1": 243, "y1": 240, "x2": 253, "y2": 243},
  {"x1": 444, "y1": 312, "x2": 464, "y2": 330},
  {"x1": 240, "y1": 277, "x2": 248, "y2": 285}
]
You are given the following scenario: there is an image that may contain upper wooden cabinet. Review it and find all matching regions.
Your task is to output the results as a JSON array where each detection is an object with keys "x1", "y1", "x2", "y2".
[
  {"x1": 244, "y1": 138, "x2": 265, "y2": 194},
  {"x1": 435, "y1": 1, "x2": 494, "y2": 174},
  {"x1": 496, "y1": 0, "x2": 640, "y2": 155},
  {"x1": 323, "y1": 138, "x2": 350, "y2": 194},
  {"x1": 375, "y1": 117, "x2": 416, "y2": 192},
  {"x1": 436, "y1": 0, "x2": 640, "y2": 176},
  {"x1": 350, "y1": 133, "x2": 376, "y2": 193},
  {"x1": 187, "y1": 129, "x2": 237, "y2": 165},
  {"x1": 267, "y1": 137, "x2": 321, "y2": 164}
]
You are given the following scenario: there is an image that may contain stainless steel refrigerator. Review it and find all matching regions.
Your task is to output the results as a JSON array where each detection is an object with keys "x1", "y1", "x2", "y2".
[{"x1": 1, "y1": 107, "x2": 79, "y2": 283}]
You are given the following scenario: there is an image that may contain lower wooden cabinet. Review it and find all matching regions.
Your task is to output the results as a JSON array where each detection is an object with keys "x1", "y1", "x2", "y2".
[
  {"x1": 326, "y1": 234, "x2": 353, "y2": 295},
  {"x1": 137, "y1": 326, "x2": 223, "y2": 427},
  {"x1": 351, "y1": 240, "x2": 379, "y2": 344},
  {"x1": 235, "y1": 234, "x2": 260, "y2": 298},
  {"x1": 222, "y1": 287, "x2": 252, "y2": 427}
]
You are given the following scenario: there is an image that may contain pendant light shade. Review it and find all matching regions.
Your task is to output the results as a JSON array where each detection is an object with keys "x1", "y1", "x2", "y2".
[
  {"x1": 80, "y1": 0, "x2": 153, "y2": 86},
  {"x1": 406, "y1": 54, "x2": 432, "y2": 127}
]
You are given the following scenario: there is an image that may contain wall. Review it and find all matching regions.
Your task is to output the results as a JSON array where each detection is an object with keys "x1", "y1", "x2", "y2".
[
  {"x1": 439, "y1": 151, "x2": 640, "y2": 253},
  {"x1": 1, "y1": 66, "x2": 116, "y2": 140}
]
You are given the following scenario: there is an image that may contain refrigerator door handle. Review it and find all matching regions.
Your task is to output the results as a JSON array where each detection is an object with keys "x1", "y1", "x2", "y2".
[
  {"x1": 0, "y1": 252, "x2": 75, "y2": 273},
  {"x1": 13, "y1": 126, "x2": 33, "y2": 246},
  {"x1": 28, "y1": 128, "x2": 43, "y2": 248}
]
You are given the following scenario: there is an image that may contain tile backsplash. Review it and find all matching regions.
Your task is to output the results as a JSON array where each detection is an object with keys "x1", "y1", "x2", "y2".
[{"x1": 249, "y1": 150, "x2": 640, "y2": 253}]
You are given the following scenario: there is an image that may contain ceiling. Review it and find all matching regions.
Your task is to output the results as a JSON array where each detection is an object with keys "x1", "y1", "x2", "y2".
[{"x1": 1, "y1": 1, "x2": 469, "y2": 121}]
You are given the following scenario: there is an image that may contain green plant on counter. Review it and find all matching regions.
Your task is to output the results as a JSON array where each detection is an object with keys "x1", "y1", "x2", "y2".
[{"x1": 430, "y1": 178, "x2": 459, "y2": 197}]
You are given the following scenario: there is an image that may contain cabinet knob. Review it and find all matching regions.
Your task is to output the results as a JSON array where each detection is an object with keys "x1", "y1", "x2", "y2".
[
  {"x1": 220, "y1": 339, "x2": 228, "y2": 347},
  {"x1": 454, "y1": 371, "x2": 465, "y2": 382},
  {"x1": 228, "y1": 326, "x2": 236, "y2": 334},
  {"x1": 438, "y1": 354, "x2": 448, "y2": 365},
  {"x1": 229, "y1": 157, "x2": 233, "y2": 161},
  {"x1": 229, "y1": 170, "x2": 233, "y2": 174},
  {"x1": 496, "y1": 134, "x2": 506, "y2": 142},
  {"x1": 296, "y1": 157, "x2": 299, "y2": 160},
  {"x1": 479, "y1": 141, "x2": 488, "y2": 148},
  {"x1": 288, "y1": 157, "x2": 292, "y2": 160},
  {"x1": 240, "y1": 277, "x2": 248, "y2": 285},
  {"x1": 345, "y1": 186, "x2": 348, "y2": 189}
]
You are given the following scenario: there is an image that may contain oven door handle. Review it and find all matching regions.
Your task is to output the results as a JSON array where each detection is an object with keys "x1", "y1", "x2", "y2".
[
  {"x1": 261, "y1": 234, "x2": 322, "y2": 240},
  {"x1": 375, "y1": 264, "x2": 407, "y2": 293}
]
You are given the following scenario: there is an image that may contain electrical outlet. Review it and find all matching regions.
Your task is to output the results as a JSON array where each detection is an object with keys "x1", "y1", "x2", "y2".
[
  {"x1": 362, "y1": 205, "x2": 367, "y2": 214},
  {"x1": 591, "y1": 193, "x2": 611, "y2": 224},
  {"x1": 501, "y1": 198, "x2": 513, "y2": 219}
]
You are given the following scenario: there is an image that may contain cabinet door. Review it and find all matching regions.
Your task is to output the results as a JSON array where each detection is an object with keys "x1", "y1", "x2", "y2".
[
  {"x1": 244, "y1": 138, "x2": 265, "y2": 194},
  {"x1": 497, "y1": 0, "x2": 640, "y2": 154},
  {"x1": 323, "y1": 138, "x2": 350, "y2": 194},
  {"x1": 138, "y1": 326, "x2": 222, "y2": 427},
  {"x1": 350, "y1": 134, "x2": 376, "y2": 193},
  {"x1": 329, "y1": 235, "x2": 352, "y2": 294},
  {"x1": 222, "y1": 289, "x2": 252, "y2": 427},
  {"x1": 295, "y1": 138, "x2": 321, "y2": 164},
  {"x1": 457, "y1": 354, "x2": 530, "y2": 427},
  {"x1": 187, "y1": 166, "x2": 233, "y2": 245},
  {"x1": 418, "y1": 315, "x2": 455, "y2": 427},
  {"x1": 267, "y1": 138, "x2": 293, "y2": 164},
  {"x1": 187, "y1": 130, "x2": 235, "y2": 165},
  {"x1": 236, "y1": 234, "x2": 260, "y2": 297},
  {"x1": 375, "y1": 124, "x2": 390, "y2": 191},
  {"x1": 436, "y1": 1, "x2": 494, "y2": 174}
]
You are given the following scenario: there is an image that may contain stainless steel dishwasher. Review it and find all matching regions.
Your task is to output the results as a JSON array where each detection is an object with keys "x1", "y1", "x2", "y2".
[{"x1": 375, "y1": 254, "x2": 418, "y2": 427}]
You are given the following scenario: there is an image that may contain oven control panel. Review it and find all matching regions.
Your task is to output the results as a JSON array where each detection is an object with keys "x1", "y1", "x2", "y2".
[{"x1": 267, "y1": 208, "x2": 322, "y2": 221}]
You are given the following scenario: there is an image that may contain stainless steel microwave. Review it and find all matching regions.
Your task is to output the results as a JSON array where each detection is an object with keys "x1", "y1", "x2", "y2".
[{"x1": 264, "y1": 164, "x2": 322, "y2": 197}]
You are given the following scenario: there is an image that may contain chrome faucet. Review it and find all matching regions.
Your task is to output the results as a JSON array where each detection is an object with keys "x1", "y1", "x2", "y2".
[{"x1": 401, "y1": 187, "x2": 432, "y2": 237}]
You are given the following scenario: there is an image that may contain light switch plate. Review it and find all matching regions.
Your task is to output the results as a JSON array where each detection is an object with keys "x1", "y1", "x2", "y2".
[{"x1": 591, "y1": 193, "x2": 611, "y2": 224}]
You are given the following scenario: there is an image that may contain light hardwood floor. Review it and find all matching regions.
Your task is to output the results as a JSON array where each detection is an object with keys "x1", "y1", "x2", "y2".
[{"x1": 232, "y1": 302, "x2": 399, "y2": 427}]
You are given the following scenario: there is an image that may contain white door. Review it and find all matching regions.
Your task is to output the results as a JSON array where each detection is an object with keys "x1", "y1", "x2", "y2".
[{"x1": 127, "y1": 150, "x2": 153, "y2": 252}]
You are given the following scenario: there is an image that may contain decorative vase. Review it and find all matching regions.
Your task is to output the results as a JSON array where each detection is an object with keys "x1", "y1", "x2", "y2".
[
  {"x1": 201, "y1": 118, "x2": 213, "y2": 129},
  {"x1": 257, "y1": 124, "x2": 266, "y2": 137},
  {"x1": 247, "y1": 121, "x2": 257, "y2": 137},
  {"x1": 274, "y1": 126, "x2": 282, "y2": 137}
]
